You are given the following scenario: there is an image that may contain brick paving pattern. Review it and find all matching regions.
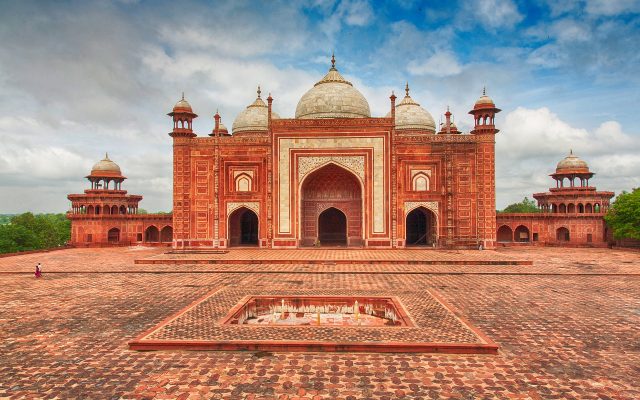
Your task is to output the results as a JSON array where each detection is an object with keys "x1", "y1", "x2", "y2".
[
  {"x1": 135, "y1": 248, "x2": 530, "y2": 265},
  {"x1": 1, "y1": 247, "x2": 639, "y2": 399}
]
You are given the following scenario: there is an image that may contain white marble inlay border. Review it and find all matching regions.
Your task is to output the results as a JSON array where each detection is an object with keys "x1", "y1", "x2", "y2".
[
  {"x1": 298, "y1": 156, "x2": 365, "y2": 183},
  {"x1": 404, "y1": 201, "x2": 439, "y2": 215},
  {"x1": 277, "y1": 136, "x2": 386, "y2": 234},
  {"x1": 227, "y1": 201, "x2": 260, "y2": 216}
]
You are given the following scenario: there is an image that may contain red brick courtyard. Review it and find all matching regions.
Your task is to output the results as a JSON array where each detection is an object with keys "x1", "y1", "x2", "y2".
[{"x1": 1, "y1": 247, "x2": 639, "y2": 399}]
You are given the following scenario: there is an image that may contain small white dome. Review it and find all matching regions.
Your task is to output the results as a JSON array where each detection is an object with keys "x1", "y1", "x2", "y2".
[
  {"x1": 173, "y1": 94, "x2": 192, "y2": 111},
  {"x1": 295, "y1": 57, "x2": 370, "y2": 119},
  {"x1": 232, "y1": 88, "x2": 280, "y2": 134},
  {"x1": 556, "y1": 151, "x2": 590, "y2": 173},
  {"x1": 474, "y1": 88, "x2": 495, "y2": 108},
  {"x1": 219, "y1": 122, "x2": 228, "y2": 133},
  {"x1": 90, "y1": 153, "x2": 122, "y2": 176},
  {"x1": 385, "y1": 85, "x2": 435, "y2": 133}
]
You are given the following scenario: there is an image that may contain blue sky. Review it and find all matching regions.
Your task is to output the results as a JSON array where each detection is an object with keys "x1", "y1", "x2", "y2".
[{"x1": 0, "y1": 0, "x2": 639, "y2": 212}]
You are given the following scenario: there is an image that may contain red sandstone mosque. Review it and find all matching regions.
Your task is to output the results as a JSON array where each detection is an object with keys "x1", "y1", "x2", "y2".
[{"x1": 66, "y1": 57, "x2": 614, "y2": 249}]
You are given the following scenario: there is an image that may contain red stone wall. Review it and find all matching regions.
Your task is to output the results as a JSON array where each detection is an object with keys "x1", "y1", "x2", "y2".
[
  {"x1": 68, "y1": 213, "x2": 172, "y2": 247},
  {"x1": 171, "y1": 117, "x2": 499, "y2": 249},
  {"x1": 172, "y1": 137, "x2": 192, "y2": 247},
  {"x1": 496, "y1": 213, "x2": 609, "y2": 247}
]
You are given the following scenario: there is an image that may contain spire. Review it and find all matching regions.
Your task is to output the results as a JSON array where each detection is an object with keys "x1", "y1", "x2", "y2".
[
  {"x1": 570, "y1": 149, "x2": 573, "y2": 155},
  {"x1": 405, "y1": 82, "x2": 410, "y2": 97},
  {"x1": 181, "y1": 92, "x2": 185, "y2": 100},
  {"x1": 330, "y1": 52, "x2": 336, "y2": 70},
  {"x1": 482, "y1": 86, "x2": 486, "y2": 96},
  {"x1": 105, "y1": 152, "x2": 109, "y2": 160},
  {"x1": 257, "y1": 85, "x2": 261, "y2": 99}
]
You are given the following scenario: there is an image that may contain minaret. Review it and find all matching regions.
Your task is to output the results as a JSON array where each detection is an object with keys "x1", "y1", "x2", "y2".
[
  {"x1": 469, "y1": 88, "x2": 501, "y2": 249},
  {"x1": 168, "y1": 93, "x2": 197, "y2": 248}
]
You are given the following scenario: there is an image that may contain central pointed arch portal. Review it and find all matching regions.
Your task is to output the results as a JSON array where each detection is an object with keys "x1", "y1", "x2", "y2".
[{"x1": 299, "y1": 163, "x2": 363, "y2": 247}]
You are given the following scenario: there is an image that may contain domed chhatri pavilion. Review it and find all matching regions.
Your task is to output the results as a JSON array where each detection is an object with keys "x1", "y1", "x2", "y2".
[
  {"x1": 496, "y1": 151, "x2": 614, "y2": 246},
  {"x1": 168, "y1": 56, "x2": 501, "y2": 249},
  {"x1": 67, "y1": 154, "x2": 172, "y2": 246}
]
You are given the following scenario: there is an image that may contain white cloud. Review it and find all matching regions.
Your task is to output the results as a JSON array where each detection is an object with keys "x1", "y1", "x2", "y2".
[
  {"x1": 407, "y1": 51, "x2": 463, "y2": 77},
  {"x1": 585, "y1": 0, "x2": 640, "y2": 16},
  {"x1": 339, "y1": 0, "x2": 374, "y2": 26},
  {"x1": 0, "y1": 142, "x2": 92, "y2": 182},
  {"x1": 316, "y1": 0, "x2": 374, "y2": 39},
  {"x1": 542, "y1": 0, "x2": 582, "y2": 17},
  {"x1": 459, "y1": 0, "x2": 523, "y2": 30},
  {"x1": 495, "y1": 107, "x2": 640, "y2": 208}
]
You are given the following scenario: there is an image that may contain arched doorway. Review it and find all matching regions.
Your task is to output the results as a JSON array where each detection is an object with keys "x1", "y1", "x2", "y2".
[
  {"x1": 557, "y1": 227, "x2": 570, "y2": 242},
  {"x1": 318, "y1": 207, "x2": 347, "y2": 246},
  {"x1": 514, "y1": 225, "x2": 530, "y2": 242},
  {"x1": 145, "y1": 226, "x2": 159, "y2": 242},
  {"x1": 160, "y1": 226, "x2": 173, "y2": 243},
  {"x1": 405, "y1": 207, "x2": 437, "y2": 246},
  {"x1": 300, "y1": 164, "x2": 362, "y2": 246},
  {"x1": 107, "y1": 228, "x2": 120, "y2": 243},
  {"x1": 497, "y1": 225, "x2": 513, "y2": 242},
  {"x1": 229, "y1": 207, "x2": 259, "y2": 246}
]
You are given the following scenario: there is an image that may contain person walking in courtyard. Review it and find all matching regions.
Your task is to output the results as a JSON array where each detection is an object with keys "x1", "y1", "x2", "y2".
[{"x1": 34, "y1": 263, "x2": 42, "y2": 278}]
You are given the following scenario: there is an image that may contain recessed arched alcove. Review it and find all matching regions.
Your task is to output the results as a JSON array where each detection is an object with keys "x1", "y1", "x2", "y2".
[
  {"x1": 300, "y1": 163, "x2": 362, "y2": 246},
  {"x1": 405, "y1": 207, "x2": 437, "y2": 246},
  {"x1": 229, "y1": 207, "x2": 259, "y2": 246}
]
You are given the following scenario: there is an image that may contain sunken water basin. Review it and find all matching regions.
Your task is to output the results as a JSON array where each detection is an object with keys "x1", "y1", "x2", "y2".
[
  {"x1": 221, "y1": 295, "x2": 413, "y2": 327},
  {"x1": 129, "y1": 289, "x2": 498, "y2": 354}
]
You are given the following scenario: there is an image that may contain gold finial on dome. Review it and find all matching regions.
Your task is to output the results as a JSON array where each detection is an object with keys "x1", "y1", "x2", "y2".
[
  {"x1": 257, "y1": 85, "x2": 261, "y2": 98},
  {"x1": 331, "y1": 52, "x2": 336, "y2": 70},
  {"x1": 482, "y1": 86, "x2": 486, "y2": 96},
  {"x1": 405, "y1": 82, "x2": 410, "y2": 97}
]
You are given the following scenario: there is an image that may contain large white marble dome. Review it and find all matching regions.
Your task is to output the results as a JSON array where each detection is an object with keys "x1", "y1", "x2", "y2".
[{"x1": 295, "y1": 57, "x2": 370, "y2": 119}]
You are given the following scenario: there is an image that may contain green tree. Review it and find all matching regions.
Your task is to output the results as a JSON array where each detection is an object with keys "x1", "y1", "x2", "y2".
[
  {"x1": 499, "y1": 197, "x2": 540, "y2": 213},
  {"x1": 0, "y1": 214, "x2": 16, "y2": 224},
  {"x1": 605, "y1": 188, "x2": 640, "y2": 240},
  {"x1": 0, "y1": 212, "x2": 71, "y2": 254},
  {"x1": 0, "y1": 225, "x2": 40, "y2": 253}
]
